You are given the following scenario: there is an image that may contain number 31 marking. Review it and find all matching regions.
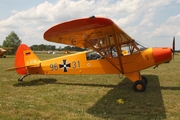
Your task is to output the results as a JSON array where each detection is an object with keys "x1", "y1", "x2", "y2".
[{"x1": 72, "y1": 61, "x2": 80, "y2": 68}]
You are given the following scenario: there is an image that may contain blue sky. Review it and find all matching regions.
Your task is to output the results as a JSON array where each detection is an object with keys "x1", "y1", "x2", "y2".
[{"x1": 0, "y1": 0, "x2": 180, "y2": 49}]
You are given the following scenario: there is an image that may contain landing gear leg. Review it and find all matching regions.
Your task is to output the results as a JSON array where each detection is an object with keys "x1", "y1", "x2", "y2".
[
  {"x1": 124, "y1": 72, "x2": 148, "y2": 92},
  {"x1": 141, "y1": 76, "x2": 148, "y2": 85},
  {"x1": 18, "y1": 74, "x2": 29, "y2": 82}
]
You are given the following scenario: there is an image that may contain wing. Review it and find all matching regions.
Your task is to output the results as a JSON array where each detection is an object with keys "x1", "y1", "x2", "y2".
[
  {"x1": 0, "y1": 48, "x2": 6, "y2": 52},
  {"x1": 43, "y1": 16, "x2": 133, "y2": 48}
]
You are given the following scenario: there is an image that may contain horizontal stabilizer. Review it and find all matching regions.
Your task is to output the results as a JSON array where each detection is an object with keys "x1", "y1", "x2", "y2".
[
  {"x1": 6, "y1": 63, "x2": 40, "y2": 71},
  {"x1": 6, "y1": 66, "x2": 26, "y2": 71}
]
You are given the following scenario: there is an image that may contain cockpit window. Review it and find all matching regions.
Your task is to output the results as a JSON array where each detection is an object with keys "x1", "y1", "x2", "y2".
[
  {"x1": 86, "y1": 51, "x2": 102, "y2": 60},
  {"x1": 133, "y1": 40, "x2": 147, "y2": 51},
  {"x1": 120, "y1": 40, "x2": 147, "y2": 55}
]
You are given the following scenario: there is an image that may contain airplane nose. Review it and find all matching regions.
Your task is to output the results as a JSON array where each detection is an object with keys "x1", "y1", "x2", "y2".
[{"x1": 152, "y1": 47, "x2": 172, "y2": 64}]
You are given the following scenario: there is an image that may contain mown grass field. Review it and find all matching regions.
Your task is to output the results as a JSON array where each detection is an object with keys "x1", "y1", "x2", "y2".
[{"x1": 0, "y1": 53, "x2": 180, "y2": 120}]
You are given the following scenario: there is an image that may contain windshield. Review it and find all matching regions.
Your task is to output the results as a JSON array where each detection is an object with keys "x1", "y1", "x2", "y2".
[{"x1": 133, "y1": 40, "x2": 147, "y2": 51}]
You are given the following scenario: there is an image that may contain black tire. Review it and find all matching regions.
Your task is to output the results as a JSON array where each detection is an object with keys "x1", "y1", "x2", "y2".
[
  {"x1": 142, "y1": 76, "x2": 148, "y2": 85},
  {"x1": 133, "y1": 80, "x2": 146, "y2": 92}
]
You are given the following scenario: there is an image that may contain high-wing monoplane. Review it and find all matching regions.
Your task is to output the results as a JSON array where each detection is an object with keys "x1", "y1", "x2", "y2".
[{"x1": 6, "y1": 16, "x2": 174, "y2": 92}]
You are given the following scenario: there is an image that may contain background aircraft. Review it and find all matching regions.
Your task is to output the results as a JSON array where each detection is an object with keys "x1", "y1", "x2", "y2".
[
  {"x1": 6, "y1": 16, "x2": 174, "y2": 92},
  {"x1": 0, "y1": 48, "x2": 7, "y2": 58},
  {"x1": 0, "y1": 47, "x2": 14, "y2": 58}
]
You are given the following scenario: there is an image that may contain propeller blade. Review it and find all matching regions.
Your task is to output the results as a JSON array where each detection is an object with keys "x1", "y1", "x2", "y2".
[
  {"x1": 172, "y1": 36, "x2": 175, "y2": 59},
  {"x1": 172, "y1": 36, "x2": 175, "y2": 51}
]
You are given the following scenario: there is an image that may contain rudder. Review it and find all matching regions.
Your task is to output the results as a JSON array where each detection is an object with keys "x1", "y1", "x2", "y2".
[{"x1": 15, "y1": 44, "x2": 40, "y2": 75}]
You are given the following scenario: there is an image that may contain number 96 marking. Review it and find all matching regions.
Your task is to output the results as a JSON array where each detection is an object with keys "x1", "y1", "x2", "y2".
[{"x1": 50, "y1": 63, "x2": 58, "y2": 71}]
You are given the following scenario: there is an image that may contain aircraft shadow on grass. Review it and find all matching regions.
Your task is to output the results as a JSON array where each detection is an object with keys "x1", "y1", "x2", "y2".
[
  {"x1": 12, "y1": 74, "x2": 180, "y2": 119},
  {"x1": 52, "y1": 74, "x2": 171, "y2": 119},
  {"x1": 13, "y1": 78, "x2": 57, "y2": 87},
  {"x1": 86, "y1": 75, "x2": 166, "y2": 119}
]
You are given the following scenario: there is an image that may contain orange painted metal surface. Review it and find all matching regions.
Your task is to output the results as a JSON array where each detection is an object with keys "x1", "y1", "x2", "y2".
[
  {"x1": 43, "y1": 17, "x2": 132, "y2": 48},
  {"x1": 15, "y1": 44, "x2": 30, "y2": 75},
  {"x1": 44, "y1": 17, "x2": 114, "y2": 39},
  {"x1": 152, "y1": 47, "x2": 172, "y2": 64}
]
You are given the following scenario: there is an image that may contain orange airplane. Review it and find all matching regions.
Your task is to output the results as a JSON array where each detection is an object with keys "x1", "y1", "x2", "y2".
[{"x1": 6, "y1": 16, "x2": 174, "y2": 92}]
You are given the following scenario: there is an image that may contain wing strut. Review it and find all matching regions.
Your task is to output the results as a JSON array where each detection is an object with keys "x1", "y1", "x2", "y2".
[
  {"x1": 83, "y1": 28, "x2": 125, "y2": 74},
  {"x1": 88, "y1": 42, "x2": 123, "y2": 73},
  {"x1": 113, "y1": 34, "x2": 124, "y2": 74}
]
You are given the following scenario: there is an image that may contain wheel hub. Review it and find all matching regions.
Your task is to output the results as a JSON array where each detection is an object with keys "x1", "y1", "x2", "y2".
[{"x1": 136, "y1": 84, "x2": 142, "y2": 90}]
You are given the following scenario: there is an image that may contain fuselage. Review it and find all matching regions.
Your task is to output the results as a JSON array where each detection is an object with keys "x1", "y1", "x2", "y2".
[{"x1": 27, "y1": 47, "x2": 172, "y2": 75}]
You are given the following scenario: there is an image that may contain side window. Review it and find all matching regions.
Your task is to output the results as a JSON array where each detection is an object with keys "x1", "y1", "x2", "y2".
[
  {"x1": 116, "y1": 33, "x2": 140, "y2": 55},
  {"x1": 121, "y1": 43, "x2": 139, "y2": 55},
  {"x1": 86, "y1": 51, "x2": 102, "y2": 60},
  {"x1": 99, "y1": 37, "x2": 108, "y2": 47}
]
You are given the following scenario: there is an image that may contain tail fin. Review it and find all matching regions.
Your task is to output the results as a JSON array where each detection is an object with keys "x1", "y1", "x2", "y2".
[{"x1": 12, "y1": 44, "x2": 40, "y2": 75}]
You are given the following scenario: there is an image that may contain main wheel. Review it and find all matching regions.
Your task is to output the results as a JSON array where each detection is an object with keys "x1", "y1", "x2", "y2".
[
  {"x1": 141, "y1": 76, "x2": 148, "y2": 85},
  {"x1": 133, "y1": 80, "x2": 146, "y2": 92}
]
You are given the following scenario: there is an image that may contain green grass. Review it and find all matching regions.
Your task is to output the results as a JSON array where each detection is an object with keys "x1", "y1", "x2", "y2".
[{"x1": 0, "y1": 54, "x2": 180, "y2": 120}]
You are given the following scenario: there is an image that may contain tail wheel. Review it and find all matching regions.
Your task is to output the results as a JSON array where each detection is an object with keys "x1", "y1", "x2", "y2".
[
  {"x1": 133, "y1": 80, "x2": 146, "y2": 92},
  {"x1": 141, "y1": 76, "x2": 148, "y2": 85}
]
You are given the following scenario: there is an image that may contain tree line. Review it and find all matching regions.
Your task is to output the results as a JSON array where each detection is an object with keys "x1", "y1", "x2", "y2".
[
  {"x1": 30, "y1": 44, "x2": 85, "y2": 51},
  {"x1": 1, "y1": 31, "x2": 85, "y2": 55}
]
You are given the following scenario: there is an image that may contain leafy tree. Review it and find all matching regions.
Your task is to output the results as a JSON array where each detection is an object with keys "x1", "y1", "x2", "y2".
[
  {"x1": 62, "y1": 46, "x2": 85, "y2": 51},
  {"x1": 46, "y1": 45, "x2": 52, "y2": 50},
  {"x1": 38, "y1": 44, "x2": 44, "y2": 51},
  {"x1": 30, "y1": 45, "x2": 39, "y2": 51},
  {"x1": 57, "y1": 46, "x2": 62, "y2": 51},
  {"x1": 50, "y1": 45, "x2": 56, "y2": 50},
  {"x1": 2, "y1": 31, "x2": 21, "y2": 54},
  {"x1": 71, "y1": 46, "x2": 86, "y2": 51},
  {"x1": 63, "y1": 46, "x2": 72, "y2": 51},
  {"x1": 30, "y1": 44, "x2": 56, "y2": 51}
]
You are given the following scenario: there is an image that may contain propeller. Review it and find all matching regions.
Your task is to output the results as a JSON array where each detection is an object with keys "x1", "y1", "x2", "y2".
[{"x1": 172, "y1": 36, "x2": 175, "y2": 60}]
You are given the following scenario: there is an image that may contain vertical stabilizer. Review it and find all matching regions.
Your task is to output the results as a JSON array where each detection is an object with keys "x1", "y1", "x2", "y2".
[{"x1": 15, "y1": 44, "x2": 40, "y2": 75}]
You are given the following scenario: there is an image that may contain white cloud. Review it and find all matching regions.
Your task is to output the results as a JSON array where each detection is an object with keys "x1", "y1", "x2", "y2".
[
  {"x1": 151, "y1": 14, "x2": 180, "y2": 37},
  {"x1": 152, "y1": 25, "x2": 178, "y2": 36},
  {"x1": 177, "y1": 0, "x2": 180, "y2": 3},
  {"x1": 166, "y1": 14, "x2": 180, "y2": 25},
  {"x1": 116, "y1": 13, "x2": 137, "y2": 27},
  {"x1": 0, "y1": 0, "x2": 180, "y2": 49}
]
